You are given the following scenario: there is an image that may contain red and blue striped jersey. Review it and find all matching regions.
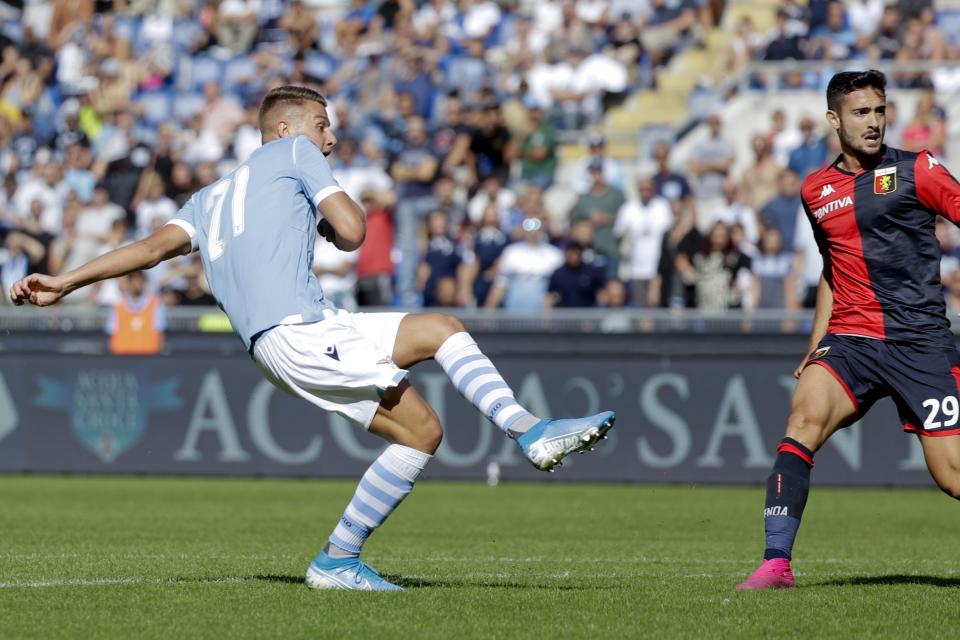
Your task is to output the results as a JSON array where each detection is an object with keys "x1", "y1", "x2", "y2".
[{"x1": 801, "y1": 146, "x2": 960, "y2": 346}]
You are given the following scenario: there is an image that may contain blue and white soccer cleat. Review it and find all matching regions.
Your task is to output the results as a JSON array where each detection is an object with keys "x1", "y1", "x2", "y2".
[
  {"x1": 305, "y1": 552, "x2": 404, "y2": 592},
  {"x1": 515, "y1": 411, "x2": 616, "y2": 472}
]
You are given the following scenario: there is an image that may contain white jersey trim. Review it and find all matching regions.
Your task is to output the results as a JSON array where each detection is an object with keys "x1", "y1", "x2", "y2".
[
  {"x1": 833, "y1": 333, "x2": 881, "y2": 340},
  {"x1": 165, "y1": 219, "x2": 198, "y2": 250},
  {"x1": 279, "y1": 309, "x2": 338, "y2": 325},
  {"x1": 313, "y1": 186, "x2": 344, "y2": 207}
]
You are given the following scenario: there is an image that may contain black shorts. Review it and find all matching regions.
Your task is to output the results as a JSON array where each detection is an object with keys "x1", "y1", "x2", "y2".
[{"x1": 805, "y1": 334, "x2": 960, "y2": 437}]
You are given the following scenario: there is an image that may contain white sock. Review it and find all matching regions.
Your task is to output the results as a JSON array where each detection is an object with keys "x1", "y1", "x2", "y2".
[
  {"x1": 434, "y1": 332, "x2": 540, "y2": 435},
  {"x1": 328, "y1": 444, "x2": 432, "y2": 556}
]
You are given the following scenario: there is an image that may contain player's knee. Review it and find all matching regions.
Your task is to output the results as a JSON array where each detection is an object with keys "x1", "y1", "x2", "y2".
[
  {"x1": 785, "y1": 409, "x2": 829, "y2": 448},
  {"x1": 434, "y1": 313, "x2": 465, "y2": 338},
  {"x1": 409, "y1": 414, "x2": 443, "y2": 454},
  {"x1": 935, "y1": 476, "x2": 960, "y2": 501}
]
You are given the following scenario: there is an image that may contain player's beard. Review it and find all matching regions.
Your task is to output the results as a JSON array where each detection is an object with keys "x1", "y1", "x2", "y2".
[{"x1": 839, "y1": 120, "x2": 884, "y2": 161}]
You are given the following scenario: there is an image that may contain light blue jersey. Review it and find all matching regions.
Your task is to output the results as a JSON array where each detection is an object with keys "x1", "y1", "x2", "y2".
[{"x1": 168, "y1": 135, "x2": 342, "y2": 351}]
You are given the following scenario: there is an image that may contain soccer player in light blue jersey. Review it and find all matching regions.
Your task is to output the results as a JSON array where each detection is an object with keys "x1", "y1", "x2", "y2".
[{"x1": 11, "y1": 86, "x2": 616, "y2": 592}]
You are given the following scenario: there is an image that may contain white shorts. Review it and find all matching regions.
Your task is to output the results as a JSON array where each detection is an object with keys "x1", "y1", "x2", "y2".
[{"x1": 252, "y1": 310, "x2": 408, "y2": 428}]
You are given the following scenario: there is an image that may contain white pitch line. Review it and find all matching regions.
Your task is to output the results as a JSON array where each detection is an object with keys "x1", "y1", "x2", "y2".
[{"x1": 0, "y1": 577, "x2": 248, "y2": 589}]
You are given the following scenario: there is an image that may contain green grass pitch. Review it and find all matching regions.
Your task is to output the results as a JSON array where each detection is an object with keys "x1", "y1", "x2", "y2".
[{"x1": 3, "y1": 475, "x2": 960, "y2": 639}]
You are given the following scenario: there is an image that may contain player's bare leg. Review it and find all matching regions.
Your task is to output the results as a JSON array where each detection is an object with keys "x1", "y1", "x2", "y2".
[
  {"x1": 391, "y1": 313, "x2": 616, "y2": 471},
  {"x1": 918, "y1": 434, "x2": 960, "y2": 500},
  {"x1": 307, "y1": 381, "x2": 441, "y2": 591},
  {"x1": 737, "y1": 364, "x2": 857, "y2": 590}
]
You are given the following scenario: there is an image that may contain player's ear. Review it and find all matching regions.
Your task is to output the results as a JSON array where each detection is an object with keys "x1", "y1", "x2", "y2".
[
  {"x1": 276, "y1": 119, "x2": 290, "y2": 139},
  {"x1": 825, "y1": 110, "x2": 840, "y2": 132}
]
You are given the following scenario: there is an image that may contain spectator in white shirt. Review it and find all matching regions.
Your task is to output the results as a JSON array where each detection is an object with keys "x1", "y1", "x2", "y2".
[
  {"x1": 484, "y1": 216, "x2": 563, "y2": 310},
  {"x1": 614, "y1": 176, "x2": 673, "y2": 307}
]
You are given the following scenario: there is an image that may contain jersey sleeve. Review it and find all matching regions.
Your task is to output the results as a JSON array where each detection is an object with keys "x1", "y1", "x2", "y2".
[
  {"x1": 293, "y1": 135, "x2": 344, "y2": 212},
  {"x1": 165, "y1": 195, "x2": 199, "y2": 251},
  {"x1": 915, "y1": 150, "x2": 960, "y2": 224}
]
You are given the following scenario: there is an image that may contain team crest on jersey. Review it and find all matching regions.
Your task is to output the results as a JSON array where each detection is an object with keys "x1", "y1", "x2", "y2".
[{"x1": 874, "y1": 166, "x2": 897, "y2": 195}]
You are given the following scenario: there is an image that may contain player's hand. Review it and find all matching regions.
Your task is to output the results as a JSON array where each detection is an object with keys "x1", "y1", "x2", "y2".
[
  {"x1": 317, "y1": 218, "x2": 337, "y2": 244},
  {"x1": 9, "y1": 273, "x2": 68, "y2": 307}
]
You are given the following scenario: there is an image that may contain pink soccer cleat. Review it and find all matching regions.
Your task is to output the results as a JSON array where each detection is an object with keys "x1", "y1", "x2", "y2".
[{"x1": 735, "y1": 558, "x2": 796, "y2": 590}]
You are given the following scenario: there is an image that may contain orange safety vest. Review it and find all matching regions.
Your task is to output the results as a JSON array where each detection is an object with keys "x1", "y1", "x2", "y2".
[{"x1": 109, "y1": 294, "x2": 164, "y2": 355}]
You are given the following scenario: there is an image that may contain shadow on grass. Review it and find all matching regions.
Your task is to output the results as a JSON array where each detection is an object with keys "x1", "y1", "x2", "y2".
[
  {"x1": 810, "y1": 574, "x2": 960, "y2": 588},
  {"x1": 249, "y1": 574, "x2": 613, "y2": 591}
]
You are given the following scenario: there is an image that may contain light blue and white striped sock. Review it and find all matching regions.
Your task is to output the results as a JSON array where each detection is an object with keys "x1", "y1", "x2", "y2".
[
  {"x1": 327, "y1": 444, "x2": 432, "y2": 557},
  {"x1": 435, "y1": 332, "x2": 540, "y2": 436}
]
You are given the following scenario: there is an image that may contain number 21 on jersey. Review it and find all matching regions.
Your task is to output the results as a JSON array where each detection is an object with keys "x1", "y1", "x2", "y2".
[{"x1": 206, "y1": 165, "x2": 250, "y2": 261}]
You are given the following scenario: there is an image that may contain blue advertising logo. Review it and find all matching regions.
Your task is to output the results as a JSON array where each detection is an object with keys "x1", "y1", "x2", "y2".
[{"x1": 35, "y1": 371, "x2": 181, "y2": 463}]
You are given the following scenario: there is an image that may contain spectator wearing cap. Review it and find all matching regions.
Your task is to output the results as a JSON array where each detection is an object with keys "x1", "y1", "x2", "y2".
[
  {"x1": 545, "y1": 240, "x2": 606, "y2": 308},
  {"x1": 571, "y1": 134, "x2": 626, "y2": 195},
  {"x1": 614, "y1": 176, "x2": 673, "y2": 308},
  {"x1": 570, "y1": 157, "x2": 626, "y2": 275},
  {"x1": 484, "y1": 215, "x2": 563, "y2": 311},
  {"x1": 504, "y1": 97, "x2": 557, "y2": 191}
]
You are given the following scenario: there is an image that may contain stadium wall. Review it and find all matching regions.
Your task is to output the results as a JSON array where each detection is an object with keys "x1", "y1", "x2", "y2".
[{"x1": 0, "y1": 330, "x2": 939, "y2": 487}]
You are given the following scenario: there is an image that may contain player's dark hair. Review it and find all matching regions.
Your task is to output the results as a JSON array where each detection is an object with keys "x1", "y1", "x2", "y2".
[
  {"x1": 258, "y1": 85, "x2": 328, "y2": 131},
  {"x1": 826, "y1": 70, "x2": 886, "y2": 112}
]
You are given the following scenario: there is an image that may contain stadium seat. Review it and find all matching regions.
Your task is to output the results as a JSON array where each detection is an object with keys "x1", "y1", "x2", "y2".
[
  {"x1": 137, "y1": 89, "x2": 173, "y2": 127},
  {"x1": 112, "y1": 16, "x2": 141, "y2": 44},
  {"x1": 224, "y1": 57, "x2": 257, "y2": 91},
  {"x1": 187, "y1": 55, "x2": 225, "y2": 91},
  {"x1": 172, "y1": 91, "x2": 206, "y2": 121}
]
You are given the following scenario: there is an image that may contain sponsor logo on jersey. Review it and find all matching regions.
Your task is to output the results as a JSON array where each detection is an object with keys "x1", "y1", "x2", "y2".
[
  {"x1": 874, "y1": 166, "x2": 897, "y2": 195},
  {"x1": 812, "y1": 196, "x2": 853, "y2": 221},
  {"x1": 325, "y1": 345, "x2": 340, "y2": 361},
  {"x1": 819, "y1": 184, "x2": 836, "y2": 199},
  {"x1": 764, "y1": 506, "x2": 789, "y2": 517}
]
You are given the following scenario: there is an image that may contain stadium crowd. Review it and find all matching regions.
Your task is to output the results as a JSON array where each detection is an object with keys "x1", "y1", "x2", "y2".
[{"x1": 0, "y1": 0, "x2": 955, "y2": 312}]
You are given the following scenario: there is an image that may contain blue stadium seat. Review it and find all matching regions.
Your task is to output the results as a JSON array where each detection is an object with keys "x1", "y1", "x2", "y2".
[
  {"x1": 188, "y1": 55, "x2": 225, "y2": 90},
  {"x1": 112, "y1": 16, "x2": 141, "y2": 44},
  {"x1": 1, "y1": 20, "x2": 23, "y2": 43},
  {"x1": 224, "y1": 57, "x2": 257, "y2": 90},
  {"x1": 137, "y1": 89, "x2": 173, "y2": 127},
  {"x1": 173, "y1": 91, "x2": 206, "y2": 121},
  {"x1": 304, "y1": 52, "x2": 335, "y2": 80},
  {"x1": 172, "y1": 19, "x2": 204, "y2": 53}
]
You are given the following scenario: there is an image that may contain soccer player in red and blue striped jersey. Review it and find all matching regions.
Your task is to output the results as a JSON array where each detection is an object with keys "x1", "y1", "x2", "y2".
[{"x1": 738, "y1": 70, "x2": 960, "y2": 589}]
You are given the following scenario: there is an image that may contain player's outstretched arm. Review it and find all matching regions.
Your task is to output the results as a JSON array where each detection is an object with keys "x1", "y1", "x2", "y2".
[{"x1": 10, "y1": 224, "x2": 193, "y2": 307}]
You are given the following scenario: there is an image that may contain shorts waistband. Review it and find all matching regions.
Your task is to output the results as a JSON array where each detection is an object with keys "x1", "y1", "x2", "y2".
[{"x1": 248, "y1": 308, "x2": 339, "y2": 354}]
